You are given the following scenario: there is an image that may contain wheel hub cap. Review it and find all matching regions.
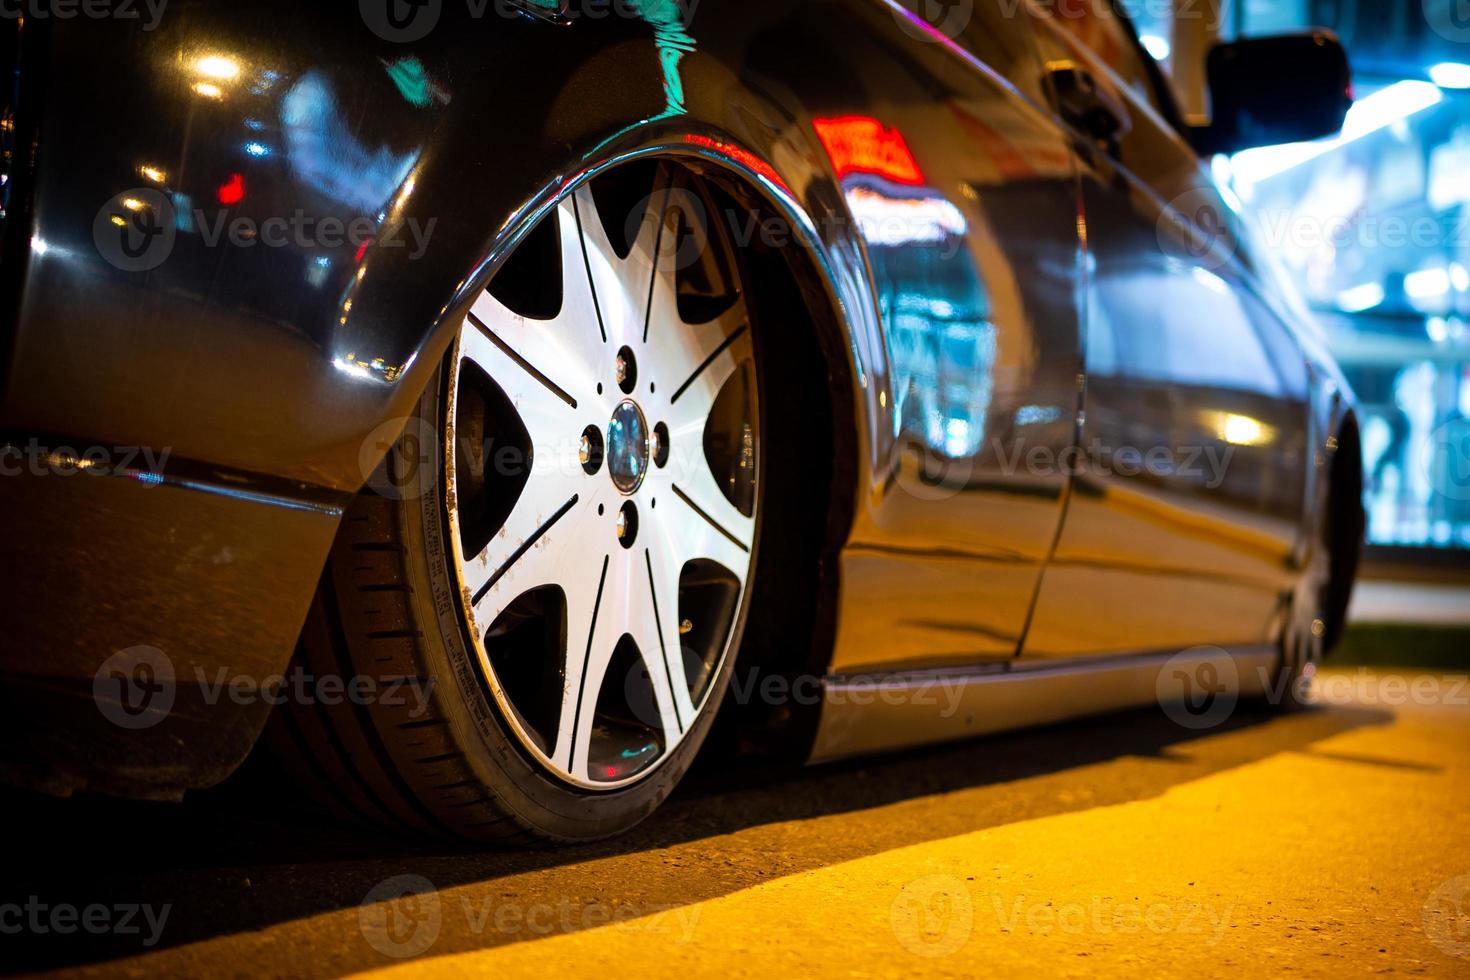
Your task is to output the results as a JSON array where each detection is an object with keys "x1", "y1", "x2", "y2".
[
  {"x1": 445, "y1": 171, "x2": 758, "y2": 790},
  {"x1": 607, "y1": 400, "x2": 650, "y2": 495}
]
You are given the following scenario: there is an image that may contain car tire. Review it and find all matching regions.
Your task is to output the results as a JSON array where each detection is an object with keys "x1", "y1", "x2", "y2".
[{"x1": 271, "y1": 161, "x2": 764, "y2": 843}]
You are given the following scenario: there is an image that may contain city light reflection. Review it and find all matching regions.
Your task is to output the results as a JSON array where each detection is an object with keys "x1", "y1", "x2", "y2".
[{"x1": 193, "y1": 55, "x2": 241, "y2": 81}]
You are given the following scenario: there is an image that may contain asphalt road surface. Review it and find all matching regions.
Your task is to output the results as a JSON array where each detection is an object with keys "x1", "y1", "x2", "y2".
[{"x1": 7, "y1": 667, "x2": 1470, "y2": 978}]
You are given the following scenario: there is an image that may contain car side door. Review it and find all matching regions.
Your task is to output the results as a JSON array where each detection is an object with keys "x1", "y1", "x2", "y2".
[
  {"x1": 1018, "y1": 2, "x2": 1313, "y2": 660},
  {"x1": 813, "y1": 0, "x2": 1088, "y2": 674}
]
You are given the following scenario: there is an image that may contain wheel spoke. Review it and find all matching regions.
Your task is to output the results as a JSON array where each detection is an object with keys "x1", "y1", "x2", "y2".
[
  {"x1": 468, "y1": 209, "x2": 606, "y2": 399},
  {"x1": 648, "y1": 339, "x2": 757, "y2": 575},
  {"x1": 458, "y1": 311, "x2": 571, "y2": 446},
  {"x1": 552, "y1": 197, "x2": 616, "y2": 375},
  {"x1": 661, "y1": 473, "x2": 754, "y2": 581},
  {"x1": 462, "y1": 484, "x2": 603, "y2": 633},
  {"x1": 573, "y1": 167, "x2": 676, "y2": 351},
  {"x1": 638, "y1": 542, "x2": 697, "y2": 733},
  {"x1": 550, "y1": 551, "x2": 615, "y2": 779},
  {"x1": 654, "y1": 296, "x2": 752, "y2": 418},
  {"x1": 551, "y1": 547, "x2": 688, "y2": 781},
  {"x1": 659, "y1": 304, "x2": 754, "y2": 509},
  {"x1": 639, "y1": 159, "x2": 745, "y2": 404}
]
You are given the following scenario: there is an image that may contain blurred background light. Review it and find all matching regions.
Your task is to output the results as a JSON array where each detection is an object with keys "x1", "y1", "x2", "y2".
[
  {"x1": 1140, "y1": 34, "x2": 1171, "y2": 61},
  {"x1": 1131, "y1": 0, "x2": 1470, "y2": 554},
  {"x1": 1428, "y1": 62, "x2": 1470, "y2": 89},
  {"x1": 1337, "y1": 282, "x2": 1386, "y2": 313},
  {"x1": 1230, "y1": 81, "x2": 1444, "y2": 185}
]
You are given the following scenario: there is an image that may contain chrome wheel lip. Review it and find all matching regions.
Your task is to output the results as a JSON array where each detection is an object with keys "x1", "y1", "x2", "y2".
[{"x1": 440, "y1": 168, "x2": 759, "y2": 792}]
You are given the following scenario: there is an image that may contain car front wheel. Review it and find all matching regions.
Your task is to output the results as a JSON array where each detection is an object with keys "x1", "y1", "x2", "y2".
[{"x1": 275, "y1": 160, "x2": 763, "y2": 843}]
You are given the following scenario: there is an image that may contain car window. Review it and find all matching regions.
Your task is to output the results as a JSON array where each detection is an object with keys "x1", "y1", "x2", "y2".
[
  {"x1": 1240, "y1": 289, "x2": 1310, "y2": 398},
  {"x1": 1087, "y1": 266, "x2": 1284, "y2": 396},
  {"x1": 1030, "y1": 0, "x2": 1165, "y2": 118}
]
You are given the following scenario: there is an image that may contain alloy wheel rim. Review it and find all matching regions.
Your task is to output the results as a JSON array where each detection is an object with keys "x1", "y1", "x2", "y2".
[
  {"x1": 1286, "y1": 509, "x2": 1332, "y2": 677},
  {"x1": 444, "y1": 166, "x2": 758, "y2": 790}
]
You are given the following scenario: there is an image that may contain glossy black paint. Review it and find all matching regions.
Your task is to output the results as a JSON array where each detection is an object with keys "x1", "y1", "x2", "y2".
[
  {"x1": 0, "y1": 460, "x2": 341, "y2": 797},
  {"x1": 817, "y1": 0, "x2": 1086, "y2": 671},
  {"x1": 0, "y1": 0, "x2": 1360, "y2": 794}
]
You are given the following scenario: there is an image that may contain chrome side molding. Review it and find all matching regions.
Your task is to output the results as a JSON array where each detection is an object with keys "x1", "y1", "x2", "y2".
[{"x1": 810, "y1": 647, "x2": 1280, "y2": 762}]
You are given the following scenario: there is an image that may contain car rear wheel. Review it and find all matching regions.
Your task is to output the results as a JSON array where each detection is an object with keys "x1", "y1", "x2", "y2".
[
  {"x1": 274, "y1": 160, "x2": 762, "y2": 843},
  {"x1": 1274, "y1": 478, "x2": 1333, "y2": 711}
]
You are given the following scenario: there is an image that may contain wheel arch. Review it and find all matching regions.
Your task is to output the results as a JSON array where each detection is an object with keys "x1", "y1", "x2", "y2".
[
  {"x1": 434, "y1": 147, "x2": 871, "y2": 756},
  {"x1": 359, "y1": 145, "x2": 873, "y2": 763}
]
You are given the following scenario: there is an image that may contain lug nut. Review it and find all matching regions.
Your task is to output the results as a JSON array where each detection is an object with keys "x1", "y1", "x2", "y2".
[
  {"x1": 615, "y1": 345, "x2": 637, "y2": 394},
  {"x1": 579, "y1": 425, "x2": 604, "y2": 475},
  {"x1": 616, "y1": 500, "x2": 639, "y2": 548},
  {"x1": 652, "y1": 421, "x2": 670, "y2": 468}
]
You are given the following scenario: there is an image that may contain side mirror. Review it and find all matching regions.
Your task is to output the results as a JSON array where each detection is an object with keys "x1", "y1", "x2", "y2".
[{"x1": 1191, "y1": 31, "x2": 1353, "y2": 156}]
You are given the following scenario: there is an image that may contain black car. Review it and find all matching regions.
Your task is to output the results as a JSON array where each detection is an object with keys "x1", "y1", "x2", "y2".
[{"x1": 0, "y1": 0, "x2": 1364, "y2": 842}]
